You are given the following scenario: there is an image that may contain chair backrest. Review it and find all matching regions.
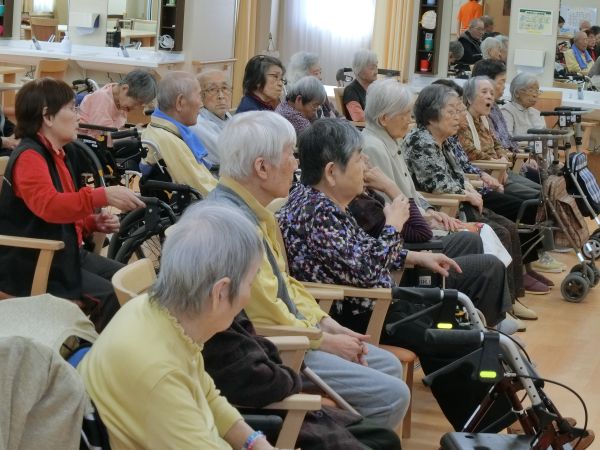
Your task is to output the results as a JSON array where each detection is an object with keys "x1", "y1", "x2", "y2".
[
  {"x1": 333, "y1": 87, "x2": 348, "y2": 120},
  {"x1": 34, "y1": 59, "x2": 70, "y2": 80},
  {"x1": 534, "y1": 90, "x2": 563, "y2": 128},
  {"x1": 111, "y1": 258, "x2": 156, "y2": 305},
  {"x1": 30, "y1": 17, "x2": 59, "y2": 41}
]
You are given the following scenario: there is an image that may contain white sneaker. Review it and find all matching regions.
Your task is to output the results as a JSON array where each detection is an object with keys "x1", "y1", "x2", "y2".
[
  {"x1": 531, "y1": 252, "x2": 566, "y2": 273},
  {"x1": 497, "y1": 317, "x2": 519, "y2": 335}
]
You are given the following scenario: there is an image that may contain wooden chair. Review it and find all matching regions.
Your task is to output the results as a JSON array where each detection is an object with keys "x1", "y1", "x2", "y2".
[
  {"x1": 0, "y1": 235, "x2": 65, "y2": 299},
  {"x1": 471, "y1": 159, "x2": 510, "y2": 182},
  {"x1": 110, "y1": 258, "x2": 321, "y2": 449},
  {"x1": 30, "y1": 17, "x2": 59, "y2": 41},
  {"x1": 333, "y1": 86, "x2": 365, "y2": 128},
  {"x1": 34, "y1": 59, "x2": 70, "y2": 80},
  {"x1": 420, "y1": 192, "x2": 464, "y2": 218}
]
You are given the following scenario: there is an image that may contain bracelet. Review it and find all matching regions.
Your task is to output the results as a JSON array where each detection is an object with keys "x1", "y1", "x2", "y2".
[{"x1": 242, "y1": 430, "x2": 265, "y2": 450}]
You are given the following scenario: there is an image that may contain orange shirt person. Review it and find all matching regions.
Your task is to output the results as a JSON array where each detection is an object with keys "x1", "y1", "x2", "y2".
[{"x1": 457, "y1": 0, "x2": 483, "y2": 35}]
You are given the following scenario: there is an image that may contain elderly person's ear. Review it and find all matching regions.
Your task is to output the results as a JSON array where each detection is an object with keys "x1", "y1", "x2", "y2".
[
  {"x1": 211, "y1": 277, "x2": 232, "y2": 309},
  {"x1": 253, "y1": 157, "x2": 269, "y2": 180},
  {"x1": 323, "y1": 161, "x2": 337, "y2": 186}
]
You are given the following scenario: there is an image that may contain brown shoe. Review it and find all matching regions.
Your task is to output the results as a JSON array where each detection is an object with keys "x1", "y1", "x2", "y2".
[{"x1": 527, "y1": 269, "x2": 555, "y2": 287}]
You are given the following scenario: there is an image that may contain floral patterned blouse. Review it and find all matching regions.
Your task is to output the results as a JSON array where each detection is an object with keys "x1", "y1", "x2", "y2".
[
  {"x1": 404, "y1": 126, "x2": 466, "y2": 195},
  {"x1": 276, "y1": 183, "x2": 407, "y2": 313},
  {"x1": 457, "y1": 113, "x2": 508, "y2": 161}
]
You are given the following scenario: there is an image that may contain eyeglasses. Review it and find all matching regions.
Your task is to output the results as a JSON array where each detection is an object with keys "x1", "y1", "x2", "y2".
[
  {"x1": 523, "y1": 88, "x2": 541, "y2": 95},
  {"x1": 202, "y1": 85, "x2": 232, "y2": 96},
  {"x1": 443, "y1": 108, "x2": 461, "y2": 117},
  {"x1": 266, "y1": 73, "x2": 287, "y2": 85}
]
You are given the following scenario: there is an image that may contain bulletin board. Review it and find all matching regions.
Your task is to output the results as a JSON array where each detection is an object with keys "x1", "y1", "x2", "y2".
[{"x1": 559, "y1": 6, "x2": 598, "y2": 31}]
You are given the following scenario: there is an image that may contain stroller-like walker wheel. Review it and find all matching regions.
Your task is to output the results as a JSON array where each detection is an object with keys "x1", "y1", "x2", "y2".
[
  {"x1": 561, "y1": 271, "x2": 590, "y2": 302},
  {"x1": 582, "y1": 237, "x2": 600, "y2": 260},
  {"x1": 570, "y1": 263, "x2": 599, "y2": 286}
]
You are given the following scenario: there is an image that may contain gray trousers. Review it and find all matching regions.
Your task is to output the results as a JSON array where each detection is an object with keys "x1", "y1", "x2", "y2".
[
  {"x1": 303, "y1": 344, "x2": 409, "y2": 429},
  {"x1": 504, "y1": 171, "x2": 541, "y2": 200}
]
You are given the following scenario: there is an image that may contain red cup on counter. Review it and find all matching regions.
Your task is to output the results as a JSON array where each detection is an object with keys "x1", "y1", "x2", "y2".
[{"x1": 420, "y1": 59, "x2": 430, "y2": 72}]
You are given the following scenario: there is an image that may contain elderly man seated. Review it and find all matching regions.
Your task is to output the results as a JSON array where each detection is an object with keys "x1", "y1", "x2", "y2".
[
  {"x1": 141, "y1": 71, "x2": 217, "y2": 197},
  {"x1": 208, "y1": 111, "x2": 409, "y2": 429},
  {"x1": 564, "y1": 31, "x2": 595, "y2": 75},
  {"x1": 191, "y1": 69, "x2": 233, "y2": 166},
  {"x1": 79, "y1": 203, "x2": 284, "y2": 450},
  {"x1": 458, "y1": 18, "x2": 484, "y2": 65}
]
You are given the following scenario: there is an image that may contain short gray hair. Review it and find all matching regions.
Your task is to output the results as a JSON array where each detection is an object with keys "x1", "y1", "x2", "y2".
[
  {"x1": 150, "y1": 202, "x2": 263, "y2": 316},
  {"x1": 496, "y1": 34, "x2": 509, "y2": 50},
  {"x1": 352, "y1": 49, "x2": 378, "y2": 78},
  {"x1": 509, "y1": 72, "x2": 539, "y2": 100},
  {"x1": 219, "y1": 111, "x2": 296, "y2": 180},
  {"x1": 481, "y1": 15, "x2": 494, "y2": 28},
  {"x1": 119, "y1": 70, "x2": 157, "y2": 104},
  {"x1": 287, "y1": 51, "x2": 320, "y2": 84},
  {"x1": 481, "y1": 36, "x2": 503, "y2": 59},
  {"x1": 156, "y1": 71, "x2": 198, "y2": 112},
  {"x1": 469, "y1": 18, "x2": 484, "y2": 29},
  {"x1": 365, "y1": 78, "x2": 414, "y2": 128},
  {"x1": 462, "y1": 76, "x2": 493, "y2": 106},
  {"x1": 413, "y1": 84, "x2": 458, "y2": 127},
  {"x1": 449, "y1": 41, "x2": 464, "y2": 60},
  {"x1": 285, "y1": 76, "x2": 326, "y2": 103},
  {"x1": 197, "y1": 69, "x2": 230, "y2": 88}
]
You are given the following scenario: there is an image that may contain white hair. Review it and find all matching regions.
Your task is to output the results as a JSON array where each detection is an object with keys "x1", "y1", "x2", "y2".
[
  {"x1": 509, "y1": 72, "x2": 539, "y2": 100},
  {"x1": 151, "y1": 202, "x2": 262, "y2": 316},
  {"x1": 218, "y1": 111, "x2": 296, "y2": 180},
  {"x1": 352, "y1": 49, "x2": 378, "y2": 78},
  {"x1": 481, "y1": 36, "x2": 503, "y2": 59},
  {"x1": 287, "y1": 51, "x2": 320, "y2": 85},
  {"x1": 157, "y1": 71, "x2": 198, "y2": 112},
  {"x1": 364, "y1": 79, "x2": 414, "y2": 128}
]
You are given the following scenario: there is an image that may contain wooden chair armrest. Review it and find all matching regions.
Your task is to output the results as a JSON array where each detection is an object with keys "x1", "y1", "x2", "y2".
[
  {"x1": 267, "y1": 336, "x2": 309, "y2": 372},
  {"x1": 471, "y1": 160, "x2": 510, "y2": 170},
  {"x1": 301, "y1": 281, "x2": 392, "y2": 300},
  {"x1": 469, "y1": 179, "x2": 484, "y2": 189},
  {"x1": 351, "y1": 121, "x2": 365, "y2": 128},
  {"x1": 512, "y1": 152, "x2": 530, "y2": 160},
  {"x1": 254, "y1": 324, "x2": 322, "y2": 340},
  {"x1": 263, "y1": 394, "x2": 322, "y2": 449},
  {"x1": 421, "y1": 192, "x2": 467, "y2": 202},
  {"x1": 0, "y1": 235, "x2": 64, "y2": 251},
  {"x1": 264, "y1": 393, "x2": 321, "y2": 411},
  {"x1": 266, "y1": 335, "x2": 310, "y2": 351},
  {"x1": 465, "y1": 173, "x2": 480, "y2": 180},
  {"x1": 304, "y1": 285, "x2": 345, "y2": 301},
  {"x1": 421, "y1": 196, "x2": 460, "y2": 208}
]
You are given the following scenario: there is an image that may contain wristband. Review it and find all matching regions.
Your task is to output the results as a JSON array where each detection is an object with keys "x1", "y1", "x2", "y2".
[{"x1": 242, "y1": 430, "x2": 265, "y2": 450}]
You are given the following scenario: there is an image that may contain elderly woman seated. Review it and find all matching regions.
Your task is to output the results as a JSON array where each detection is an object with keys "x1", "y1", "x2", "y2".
[
  {"x1": 275, "y1": 76, "x2": 326, "y2": 135},
  {"x1": 342, "y1": 49, "x2": 378, "y2": 122},
  {"x1": 237, "y1": 55, "x2": 285, "y2": 113},
  {"x1": 277, "y1": 118, "x2": 513, "y2": 334},
  {"x1": 457, "y1": 76, "x2": 541, "y2": 201},
  {"x1": 78, "y1": 202, "x2": 285, "y2": 450},
  {"x1": 480, "y1": 36, "x2": 506, "y2": 61},
  {"x1": 500, "y1": 72, "x2": 547, "y2": 138},
  {"x1": 404, "y1": 83, "x2": 549, "y2": 300},
  {"x1": 287, "y1": 51, "x2": 340, "y2": 118}
]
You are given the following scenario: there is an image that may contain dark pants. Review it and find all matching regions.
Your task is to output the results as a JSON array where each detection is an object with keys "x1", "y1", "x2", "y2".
[
  {"x1": 79, "y1": 249, "x2": 123, "y2": 332},
  {"x1": 349, "y1": 418, "x2": 402, "y2": 450}
]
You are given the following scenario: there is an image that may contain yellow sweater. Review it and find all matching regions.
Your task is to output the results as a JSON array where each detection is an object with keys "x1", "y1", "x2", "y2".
[
  {"x1": 141, "y1": 116, "x2": 218, "y2": 198},
  {"x1": 219, "y1": 177, "x2": 328, "y2": 348},
  {"x1": 78, "y1": 295, "x2": 242, "y2": 450}
]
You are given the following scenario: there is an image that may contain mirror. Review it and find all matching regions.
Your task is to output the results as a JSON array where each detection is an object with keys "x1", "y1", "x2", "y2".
[
  {"x1": 106, "y1": 0, "x2": 159, "y2": 49},
  {"x1": 20, "y1": 0, "x2": 69, "y2": 42}
]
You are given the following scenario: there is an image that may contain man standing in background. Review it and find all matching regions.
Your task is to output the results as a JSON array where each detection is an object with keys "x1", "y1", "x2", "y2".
[{"x1": 457, "y1": 0, "x2": 483, "y2": 35}]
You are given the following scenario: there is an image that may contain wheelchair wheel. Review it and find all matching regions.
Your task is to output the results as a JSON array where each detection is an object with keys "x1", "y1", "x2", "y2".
[
  {"x1": 561, "y1": 272, "x2": 590, "y2": 303},
  {"x1": 570, "y1": 263, "x2": 599, "y2": 286},
  {"x1": 107, "y1": 198, "x2": 177, "y2": 270},
  {"x1": 582, "y1": 237, "x2": 600, "y2": 260}
]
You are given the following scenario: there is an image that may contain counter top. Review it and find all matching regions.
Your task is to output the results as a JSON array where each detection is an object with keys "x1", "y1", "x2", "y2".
[{"x1": 0, "y1": 40, "x2": 184, "y2": 72}]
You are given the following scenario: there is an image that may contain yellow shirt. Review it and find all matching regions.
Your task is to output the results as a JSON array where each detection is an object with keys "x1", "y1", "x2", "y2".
[
  {"x1": 219, "y1": 177, "x2": 327, "y2": 348},
  {"x1": 141, "y1": 116, "x2": 218, "y2": 198},
  {"x1": 78, "y1": 295, "x2": 242, "y2": 450},
  {"x1": 564, "y1": 47, "x2": 595, "y2": 75}
]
